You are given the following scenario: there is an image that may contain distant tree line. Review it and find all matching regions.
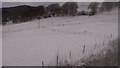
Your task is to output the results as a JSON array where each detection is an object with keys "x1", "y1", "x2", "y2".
[
  {"x1": 2, "y1": 2, "x2": 78, "y2": 25},
  {"x1": 88, "y1": 2, "x2": 118, "y2": 16},
  {"x1": 2, "y1": 5, "x2": 45, "y2": 25},
  {"x1": 101, "y1": 2, "x2": 118, "y2": 12},
  {"x1": 2, "y1": 2, "x2": 119, "y2": 25}
]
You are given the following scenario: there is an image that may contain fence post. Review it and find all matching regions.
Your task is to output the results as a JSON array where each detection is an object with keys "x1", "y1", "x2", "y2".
[
  {"x1": 56, "y1": 55, "x2": 59, "y2": 66},
  {"x1": 103, "y1": 34, "x2": 107, "y2": 46},
  {"x1": 37, "y1": 18, "x2": 40, "y2": 29},
  {"x1": 42, "y1": 61, "x2": 44, "y2": 68},
  {"x1": 69, "y1": 50, "x2": 71, "y2": 59},
  {"x1": 94, "y1": 43, "x2": 97, "y2": 50},
  {"x1": 83, "y1": 45, "x2": 86, "y2": 54},
  {"x1": 111, "y1": 34, "x2": 112, "y2": 39}
]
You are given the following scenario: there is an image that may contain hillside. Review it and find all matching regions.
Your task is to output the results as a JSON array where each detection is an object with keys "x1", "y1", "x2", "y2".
[{"x1": 2, "y1": 8, "x2": 118, "y2": 66}]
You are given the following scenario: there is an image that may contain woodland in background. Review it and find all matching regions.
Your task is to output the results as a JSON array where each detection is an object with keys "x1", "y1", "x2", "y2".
[{"x1": 2, "y1": 2, "x2": 119, "y2": 25}]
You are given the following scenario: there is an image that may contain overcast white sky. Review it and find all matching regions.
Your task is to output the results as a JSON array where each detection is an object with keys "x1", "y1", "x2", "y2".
[
  {"x1": 1, "y1": 0, "x2": 119, "y2": 2},
  {"x1": 1, "y1": 0, "x2": 119, "y2": 7},
  {"x1": 1, "y1": 0, "x2": 105, "y2": 2}
]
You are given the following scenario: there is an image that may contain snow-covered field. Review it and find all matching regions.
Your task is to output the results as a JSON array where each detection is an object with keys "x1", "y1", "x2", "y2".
[{"x1": 2, "y1": 8, "x2": 118, "y2": 66}]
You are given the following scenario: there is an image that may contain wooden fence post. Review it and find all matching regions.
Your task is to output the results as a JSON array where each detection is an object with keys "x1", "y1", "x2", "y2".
[
  {"x1": 37, "y1": 19, "x2": 40, "y2": 29},
  {"x1": 69, "y1": 50, "x2": 71, "y2": 59},
  {"x1": 83, "y1": 45, "x2": 86, "y2": 54},
  {"x1": 56, "y1": 55, "x2": 59, "y2": 66},
  {"x1": 94, "y1": 43, "x2": 97, "y2": 50},
  {"x1": 42, "y1": 61, "x2": 44, "y2": 68}
]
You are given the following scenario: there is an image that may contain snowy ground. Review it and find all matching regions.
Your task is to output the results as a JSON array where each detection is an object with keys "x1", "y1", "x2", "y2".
[{"x1": 2, "y1": 8, "x2": 118, "y2": 66}]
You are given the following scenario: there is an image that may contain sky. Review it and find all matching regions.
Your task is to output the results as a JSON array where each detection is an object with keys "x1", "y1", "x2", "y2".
[
  {"x1": 1, "y1": 0, "x2": 119, "y2": 7},
  {"x1": 1, "y1": 0, "x2": 105, "y2": 2}
]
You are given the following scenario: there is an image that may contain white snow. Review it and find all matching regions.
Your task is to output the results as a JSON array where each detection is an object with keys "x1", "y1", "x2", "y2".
[{"x1": 2, "y1": 8, "x2": 118, "y2": 66}]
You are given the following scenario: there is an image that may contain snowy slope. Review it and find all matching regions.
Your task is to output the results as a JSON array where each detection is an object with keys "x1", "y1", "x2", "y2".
[{"x1": 2, "y1": 8, "x2": 118, "y2": 66}]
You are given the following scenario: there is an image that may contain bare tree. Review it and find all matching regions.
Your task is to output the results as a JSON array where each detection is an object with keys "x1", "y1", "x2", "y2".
[
  {"x1": 62, "y1": 2, "x2": 78, "y2": 16},
  {"x1": 88, "y1": 2, "x2": 99, "y2": 16}
]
